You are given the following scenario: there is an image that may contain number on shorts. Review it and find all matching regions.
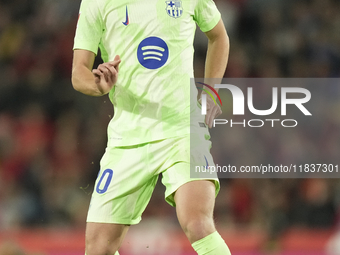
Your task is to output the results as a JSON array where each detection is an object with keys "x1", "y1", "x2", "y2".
[{"x1": 96, "y1": 169, "x2": 113, "y2": 194}]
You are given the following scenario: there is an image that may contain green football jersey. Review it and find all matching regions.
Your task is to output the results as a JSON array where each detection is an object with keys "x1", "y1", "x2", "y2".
[{"x1": 74, "y1": 0, "x2": 221, "y2": 146}]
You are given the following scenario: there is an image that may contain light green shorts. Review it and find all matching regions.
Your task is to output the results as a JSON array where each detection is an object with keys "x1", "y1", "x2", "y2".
[{"x1": 87, "y1": 135, "x2": 220, "y2": 225}]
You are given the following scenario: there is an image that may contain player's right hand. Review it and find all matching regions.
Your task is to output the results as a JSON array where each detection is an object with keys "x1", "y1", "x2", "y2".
[
  {"x1": 92, "y1": 55, "x2": 121, "y2": 95},
  {"x1": 205, "y1": 95, "x2": 222, "y2": 128}
]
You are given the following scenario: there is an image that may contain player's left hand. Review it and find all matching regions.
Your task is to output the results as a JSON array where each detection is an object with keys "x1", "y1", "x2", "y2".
[{"x1": 205, "y1": 95, "x2": 222, "y2": 128}]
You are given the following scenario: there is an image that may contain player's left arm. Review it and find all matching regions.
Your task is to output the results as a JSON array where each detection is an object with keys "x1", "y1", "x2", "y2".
[{"x1": 203, "y1": 18, "x2": 229, "y2": 128}]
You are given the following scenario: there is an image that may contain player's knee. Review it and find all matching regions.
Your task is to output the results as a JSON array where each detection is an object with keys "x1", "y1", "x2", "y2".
[
  {"x1": 179, "y1": 213, "x2": 215, "y2": 243},
  {"x1": 85, "y1": 223, "x2": 128, "y2": 255}
]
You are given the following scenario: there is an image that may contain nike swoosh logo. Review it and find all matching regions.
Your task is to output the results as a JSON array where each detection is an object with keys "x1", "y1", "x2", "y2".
[{"x1": 122, "y1": 6, "x2": 129, "y2": 26}]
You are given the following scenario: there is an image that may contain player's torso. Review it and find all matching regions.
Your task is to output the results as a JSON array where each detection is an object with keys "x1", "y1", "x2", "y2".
[{"x1": 97, "y1": 0, "x2": 199, "y2": 145}]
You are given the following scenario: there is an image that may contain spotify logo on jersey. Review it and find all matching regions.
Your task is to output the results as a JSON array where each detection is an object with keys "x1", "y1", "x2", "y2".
[{"x1": 137, "y1": 37, "x2": 169, "y2": 69}]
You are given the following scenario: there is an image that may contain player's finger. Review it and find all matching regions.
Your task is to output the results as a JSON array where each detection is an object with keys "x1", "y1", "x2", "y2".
[
  {"x1": 205, "y1": 115, "x2": 209, "y2": 128},
  {"x1": 216, "y1": 106, "x2": 222, "y2": 118},
  {"x1": 210, "y1": 109, "x2": 217, "y2": 128},
  {"x1": 107, "y1": 56, "x2": 121, "y2": 68},
  {"x1": 105, "y1": 62, "x2": 120, "y2": 75},
  {"x1": 206, "y1": 109, "x2": 213, "y2": 128},
  {"x1": 204, "y1": 103, "x2": 212, "y2": 127},
  {"x1": 208, "y1": 106, "x2": 219, "y2": 128},
  {"x1": 103, "y1": 64, "x2": 118, "y2": 84},
  {"x1": 101, "y1": 62, "x2": 119, "y2": 85},
  {"x1": 92, "y1": 69, "x2": 100, "y2": 76},
  {"x1": 107, "y1": 61, "x2": 121, "y2": 75},
  {"x1": 103, "y1": 63, "x2": 118, "y2": 76},
  {"x1": 113, "y1": 55, "x2": 121, "y2": 63},
  {"x1": 107, "y1": 60, "x2": 121, "y2": 69},
  {"x1": 98, "y1": 64, "x2": 111, "y2": 74},
  {"x1": 92, "y1": 69, "x2": 102, "y2": 79},
  {"x1": 115, "y1": 60, "x2": 120, "y2": 73},
  {"x1": 92, "y1": 69, "x2": 104, "y2": 84},
  {"x1": 98, "y1": 65, "x2": 111, "y2": 83},
  {"x1": 206, "y1": 113, "x2": 212, "y2": 128},
  {"x1": 112, "y1": 55, "x2": 121, "y2": 66},
  {"x1": 212, "y1": 103, "x2": 222, "y2": 115}
]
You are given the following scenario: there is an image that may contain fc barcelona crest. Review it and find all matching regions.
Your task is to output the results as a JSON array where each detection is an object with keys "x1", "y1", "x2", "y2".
[{"x1": 166, "y1": 1, "x2": 183, "y2": 18}]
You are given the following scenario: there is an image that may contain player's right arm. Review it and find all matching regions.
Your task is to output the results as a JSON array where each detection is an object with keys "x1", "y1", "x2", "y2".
[
  {"x1": 72, "y1": 0, "x2": 121, "y2": 96},
  {"x1": 72, "y1": 50, "x2": 121, "y2": 96}
]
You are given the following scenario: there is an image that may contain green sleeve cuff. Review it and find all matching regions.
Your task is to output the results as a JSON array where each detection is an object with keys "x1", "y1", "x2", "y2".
[
  {"x1": 73, "y1": 41, "x2": 98, "y2": 55},
  {"x1": 200, "y1": 12, "x2": 221, "y2": 33}
]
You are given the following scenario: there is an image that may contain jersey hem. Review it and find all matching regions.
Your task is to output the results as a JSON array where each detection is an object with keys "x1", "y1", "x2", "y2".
[
  {"x1": 73, "y1": 44, "x2": 98, "y2": 55},
  {"x1": 86, "y1": 217, "x2": 141, "y2": 225},
  {"x1": 165, "y1": 178, "x2": 220, "y2": 207}
]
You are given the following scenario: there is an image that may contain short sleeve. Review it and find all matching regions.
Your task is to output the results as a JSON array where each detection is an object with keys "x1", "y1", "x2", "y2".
[
  {"x1": 73, "y1": 0, "x2": 103, "y2": 54},
  {"x1": 193, "y1": 0, "x2": 221, "y2": 33}
]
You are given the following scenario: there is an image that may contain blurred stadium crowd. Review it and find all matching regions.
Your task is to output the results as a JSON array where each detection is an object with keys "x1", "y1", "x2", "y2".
[{"x1": 0, "y1": 0, "x2": 340, "y2": 244}]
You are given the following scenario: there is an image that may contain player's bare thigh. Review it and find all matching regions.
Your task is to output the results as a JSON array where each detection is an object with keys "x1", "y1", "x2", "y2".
[
  {"x1": 86, "y1": 222, "x2": 129, "y2": 254},
  {"x1": 174, "y1": 180, "x2": 216, "y2": 243}
]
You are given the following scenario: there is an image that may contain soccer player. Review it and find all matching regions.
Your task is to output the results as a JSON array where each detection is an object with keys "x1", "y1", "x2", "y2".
[{"x1": 71, "y1": 0, "x2": 230, "y2": 254}]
